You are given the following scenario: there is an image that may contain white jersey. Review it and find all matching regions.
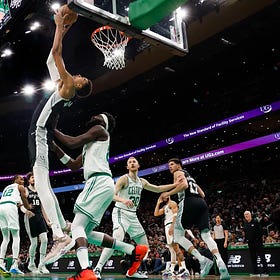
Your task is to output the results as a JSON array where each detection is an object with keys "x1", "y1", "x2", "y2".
[
  {"x1": 82, "y1": 137, "x2": 112, "y2": 180},
  {"x1": 36, "y1": 90, "x2": 69, "y2": 128},
  {"x1": 164, "y1": 203, "x2": 174, "y2": 226},
  {"x1": 115, "y1": 174, "x2": 143, "y2": 212},
  {"x1": 0, "y1": 183, "x2": 22, "y2": 205}
]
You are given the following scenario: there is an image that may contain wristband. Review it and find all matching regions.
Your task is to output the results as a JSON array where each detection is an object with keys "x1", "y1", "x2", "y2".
[{"x1": 60, "y1": 154, "x2": 71, "y2": 164}]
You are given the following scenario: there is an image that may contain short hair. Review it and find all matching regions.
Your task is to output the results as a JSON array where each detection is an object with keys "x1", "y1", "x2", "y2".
[
  {"x1": 102, "y1": 112, "x2": 116, "y2": 134},
  {"x1": 26, "y1": 171, "x2": 33, "y2": 181},
  {"x1": 76, "y1": 79, "x2": 93, "y2": 98},
  {"x1": 168, "y1": 157, "x2": 183, "y2": 167},
  {"x1": 13, "y1": 175, "x2": 21, "y2": 182}
]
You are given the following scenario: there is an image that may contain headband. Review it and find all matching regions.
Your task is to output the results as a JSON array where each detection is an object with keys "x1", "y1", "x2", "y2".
[{"x1": 100, "y1": 113, "x2": 109, "y2": 131}]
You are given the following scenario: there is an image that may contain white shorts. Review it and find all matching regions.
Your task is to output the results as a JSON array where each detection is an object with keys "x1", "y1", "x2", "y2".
[
  {"x1": 74, "y1": 175, "x2": 114, "y2": 226},
  {"x1": 165, "y1": 223, "x2": 174, "y2": 245},
  {"x1": 0, "y1": 202, "x2": 19, "y2": 230},
  {"x1": 112, "y1": 207, "x2": 145, "y2": 240}
]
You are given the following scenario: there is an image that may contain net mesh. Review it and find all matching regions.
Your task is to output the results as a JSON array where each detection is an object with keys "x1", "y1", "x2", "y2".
[{"x1": 91, "y1": 26, "x2": 130, "y2": 70}]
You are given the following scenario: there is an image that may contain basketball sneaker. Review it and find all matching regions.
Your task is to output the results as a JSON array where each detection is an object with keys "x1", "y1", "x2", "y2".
[
  {"x1": 44, "y1": 234, "x2": 75, "y2": 265},
  {"x1": 67, "y1": 267, "x2": 97, "y2": 280},
  {"x1": 9, "y1": 266, "x2": 24, "y2": 275},
  {"x1": 126, "y1": 245, "x2": 149, "y2": 277},
  {"x1": 176, "y1": 268, "x2": 190, "y2": 279},
  {"x1": 0, "y1": 263, "x2": 11, "y2": 277},
  {"x1": 162, "y1": 269, "x2": 172, "y2": 277},
  {"x1": 93, "y1": 267, "x2": 102, "y2": 280},
  {"x1": 126, "y1": 271, "x2": 149, "y2": 279},
  {"x1": 38, "y1": 264, "x2": 50, "y2": 274},
  {"x1": 217, "y1": 260, "x2": 230, "y2": 280},
  {"x1": 28, "y1": 263, "x2": 38, "y2": 273},
  {"x1": 200, "y1": 257, "x2": 214, "y2": 277}
]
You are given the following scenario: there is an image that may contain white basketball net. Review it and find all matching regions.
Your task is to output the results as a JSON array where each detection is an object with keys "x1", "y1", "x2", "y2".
[{"x1": 91, "y1": 26, "x2": 130, "y2": 70}]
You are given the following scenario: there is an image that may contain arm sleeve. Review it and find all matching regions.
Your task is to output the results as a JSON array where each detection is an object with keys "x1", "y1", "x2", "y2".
[{"x1": 46, "y1": 49, "x2": 60, "y2": 82}]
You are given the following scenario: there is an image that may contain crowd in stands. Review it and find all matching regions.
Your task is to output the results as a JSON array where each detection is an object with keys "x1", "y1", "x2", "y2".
[{"x1": 1, "y1": 174, "x2": 278, "y2": 274}]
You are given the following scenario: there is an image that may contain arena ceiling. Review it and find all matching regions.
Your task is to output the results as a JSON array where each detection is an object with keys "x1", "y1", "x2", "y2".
[{"x1": 0, "y1": 0, "x2": 279, "y2": 177}]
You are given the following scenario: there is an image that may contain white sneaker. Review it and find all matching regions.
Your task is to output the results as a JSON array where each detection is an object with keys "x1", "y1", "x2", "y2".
[
  {"x1": 219, "y1": 266, "x2": 230, "y2": 280},
  {"x1": 162, "y1": 269, "x2": 172, "y2": 279},
  {"x1": 200, "y1": 257, "x2": 214, "y2": 277},
  {"x1": 126, "y1": 271, "x2": 148, "y2": 278},
  {"x1": 250, "y1": 274, "x2": 261, "y2": 277},
  {"x1": 28, "y1": 263, "x2": 38, "y2": 273},
  {"x1": 0, "y1": 263, "x2": 11, "y2": 277},
  {"x1": 260, "y1": 274, "x2": 269, "y2": 277},
  {"x1": 94, "y1": 267, "x2": 102, "y2": 280},
  {"x1": 217, "y1": 260, "x2": 230, "y2": 280},
  {"x1": 176, "y1": 268, "x2": 190, "y2": 279},
  {"x1": 9, "y1": 266, "x2": 24, "y2": 275},
  {"x1": 38, "y1": 264, "x2": 50, "y2": 274},
  {"x1": 44, "y1": 234, "x2": 75, "y2": 265}
]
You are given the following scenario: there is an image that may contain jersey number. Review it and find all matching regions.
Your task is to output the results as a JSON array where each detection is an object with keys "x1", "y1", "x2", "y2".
[
  {"x1": 129, "y1": 196, "x2": 140, "y2": 207},
  {"x1": 188, "y1": 177, "x2": 199, "y2": 194},
  {"x1": 32, "y1": 199, "x2": 40, "y2": 206},
  {"x1": 2, "y1": 188, "x2": 13, "y2": 197}
]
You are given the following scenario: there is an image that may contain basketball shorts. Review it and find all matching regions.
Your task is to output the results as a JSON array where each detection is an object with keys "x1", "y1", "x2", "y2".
[
  {"x1": 165, "y1": 223, "x2": 174, "y2": 245},
  {"x1": 24, "y1": 212, "x2": 48, "y2": 238},
  {"x1": 74, "y1": 175, "x2": 114, "y2": 226},
  {"x1": 0, "y1": 203, "x2": 19, "y2": 230},
  {"x1": 112, "y1": 207, "x2": 145, "y2": 240}
]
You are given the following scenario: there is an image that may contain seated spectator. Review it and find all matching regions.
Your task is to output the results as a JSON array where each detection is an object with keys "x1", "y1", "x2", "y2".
[{"x1": 265, "y1": 230, "x2": 278, "y2": 243}]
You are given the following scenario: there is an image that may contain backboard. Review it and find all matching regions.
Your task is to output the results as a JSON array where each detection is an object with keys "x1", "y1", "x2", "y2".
[{"x1": 68, "y1": 0, "x2": 188, "y2": 56}]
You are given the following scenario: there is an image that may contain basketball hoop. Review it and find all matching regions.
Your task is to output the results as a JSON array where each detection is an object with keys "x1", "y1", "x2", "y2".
[{"x1": 91, "y1": 25, "x2": 131, "y2": 70}]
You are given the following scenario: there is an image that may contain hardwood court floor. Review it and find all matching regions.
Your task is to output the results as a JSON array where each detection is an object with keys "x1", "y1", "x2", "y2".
[{"x1": 5, "y1": 274, "x2": 280, "y2": 280}]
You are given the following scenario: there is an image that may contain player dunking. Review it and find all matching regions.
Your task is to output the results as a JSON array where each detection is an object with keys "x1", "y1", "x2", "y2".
[{"x1": 27, "y1": 8, "x2": 93, "y2": 261}]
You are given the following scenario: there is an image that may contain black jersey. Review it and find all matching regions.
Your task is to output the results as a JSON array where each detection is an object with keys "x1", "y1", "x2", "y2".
[
  {"x1": 179, "y1": 170, "x2": 210, "y2": 231},
  {"x1": 27, "y1": 186, "x2": 42, "y2": 214},
  {"x1": 183, "y1": 170, "x2": 201, "y2": 198},
  {"x1": 24, "y1": 186, "x2": 48, "y2": 238}
]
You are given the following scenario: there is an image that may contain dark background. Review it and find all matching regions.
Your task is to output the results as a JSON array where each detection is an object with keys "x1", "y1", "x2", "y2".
[{"x1": 0, "y1": 0, "x2": 279, "y2": 188}]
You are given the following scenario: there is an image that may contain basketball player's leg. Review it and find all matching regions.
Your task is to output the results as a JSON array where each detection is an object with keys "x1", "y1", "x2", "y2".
[
  {"x1": 38, "y1": 232, "x2": 49, "y2": 273},
  {"x1": 0, "y1": 228, "x2": 10, "y2": 268},
  {"x1": 32, "y1": 127, "x2": 68, "y2": 237},
  {"x1": 0, "y1": 227, "x2": 11, "y2": 277},
  {"x1": 24, "y1": 215, "x2": 38, "y2": 272},
  {"x1": 0, "y1": 208, "x2": 12, "y2": 276},
  {"x1": 94, "y1": 217, "x2": 126, "y2": 274},
  {"x1": 175, "y1": 209, "x2": 213, "y2": 277},
  {"x1": 198, "y1": 211, "x2": 230, "y2": 280},
  {"x1": 9, "y1": 228, "x2": 24, "y2": 274}
]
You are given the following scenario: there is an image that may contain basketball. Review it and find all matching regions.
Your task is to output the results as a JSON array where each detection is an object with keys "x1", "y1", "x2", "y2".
[{"x1": 59, "y1": 4, "x2": 78, "y2": 25}]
